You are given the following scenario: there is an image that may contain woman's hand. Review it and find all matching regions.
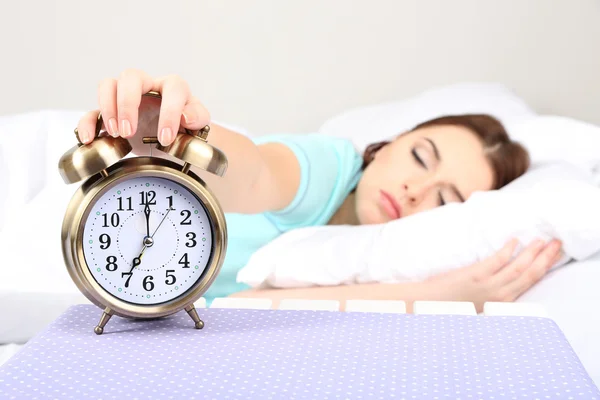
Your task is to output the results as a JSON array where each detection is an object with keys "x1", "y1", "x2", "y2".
[
  {"x1": 76, "y1": 69, "x2": 211, "y2": 151},
  {"x1": 427, "y1": 238, "x2": 563, "y2": 312},
  {"x1": 74, "y1": 69, "x2": 302, "y2": 215}
]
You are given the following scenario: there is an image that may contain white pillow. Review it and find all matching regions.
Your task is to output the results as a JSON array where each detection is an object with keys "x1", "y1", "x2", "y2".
[
  {"x1": 237, "y1": 162, "x2": 600, "y2": 288},
  {"x1": 318, "y1": 82, "x2": 536, "y2": 151},
  {"x1": 505, "y1": 115, "x2": 600, "y2": 182}
]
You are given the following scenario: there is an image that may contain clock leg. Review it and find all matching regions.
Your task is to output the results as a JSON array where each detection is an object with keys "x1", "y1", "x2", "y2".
[
  {"x1": 185, "y1": 304, "x2": 205, "y2": 329},
  {"x1": 94, "y1": 307, "x2": 114, "y2": 335}
]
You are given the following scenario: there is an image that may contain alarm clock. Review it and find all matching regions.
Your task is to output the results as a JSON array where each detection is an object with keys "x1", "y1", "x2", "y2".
[{"x1": 58, "y1": 91, "x2": 227, "y2": 335}]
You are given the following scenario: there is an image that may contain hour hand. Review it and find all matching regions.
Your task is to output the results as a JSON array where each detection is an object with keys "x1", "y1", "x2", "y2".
[{"x1": 144, "y1": 203, "x2": 151, "y2": 238}]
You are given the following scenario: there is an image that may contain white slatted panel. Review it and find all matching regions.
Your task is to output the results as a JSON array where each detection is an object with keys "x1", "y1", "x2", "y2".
[
  {"x1": 209, "y1": 298, "x2": 273, "y2": 310},
  {"x1": 193, "y1": 297, "x2": 207, "y2": 309},
  {"x1": 278, "y1": 299, "x2": 340, "y2": 311},
  {"x1": 0, "y1": 344, "x2": 23, "y2": 368},
  {"x1": 345, "y1": 300, "x2": 407, "y2": 314},
  {"x1": 483, "y1": 302, "x2": 549, "y2": 318},
  {"x1": 413, "y1": 301, "x2": 477, "y2": 315}
]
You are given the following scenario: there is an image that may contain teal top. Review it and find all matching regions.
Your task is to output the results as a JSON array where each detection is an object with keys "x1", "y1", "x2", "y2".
[{"x1": 202, "y1": 133, "x2": 363, "y2": 304}]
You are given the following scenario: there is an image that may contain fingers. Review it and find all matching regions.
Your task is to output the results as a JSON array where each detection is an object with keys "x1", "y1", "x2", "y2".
[
  {"x1": 180, "y1": 96, "x2": 211, "y2": 131},
  {"x1": 84, "y1": 70, "x2": 209, "y2": 147},
  {"x1": 506, "y1": 239, "x2": 562, "y2": 299},
  {"x1": 473, "y1": 238, "x2": 519, "y2": 280},
  {"x1": 77, "y1": 110, "x2": 101, "y2": 144},
  {"x1": 97, "y1": 78, "x2": 118, "y2": 137},
  {"x1": 116, "y1": 69, "x2": 155, "y2": 138},
  {"x1": 492, "y1": 239, "x2": 547, "y2": 286},
  {"x1": 154, "y1": 75, "x2": 191, "y2": 146}
]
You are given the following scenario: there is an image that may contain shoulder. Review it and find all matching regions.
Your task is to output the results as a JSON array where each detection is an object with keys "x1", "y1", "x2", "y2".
[{"x1": 254, "y1": 133, "x2": 363, "y2": 229}]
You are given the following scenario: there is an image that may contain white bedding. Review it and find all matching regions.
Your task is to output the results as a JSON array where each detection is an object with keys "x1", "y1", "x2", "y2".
[
  {"x1": 0, "y1": 344, "x2": 23, "y2": 368},
  {"x1": 1, "y1": 83, "x2": 599, "y2": 386}
]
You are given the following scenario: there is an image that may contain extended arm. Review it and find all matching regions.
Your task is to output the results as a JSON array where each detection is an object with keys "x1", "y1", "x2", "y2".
[{"x1": 77, "y1": 70, "x2": 301, "y2": 215}]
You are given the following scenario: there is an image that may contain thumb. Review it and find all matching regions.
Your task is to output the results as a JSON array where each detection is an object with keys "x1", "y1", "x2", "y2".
[{"x1": 180, "y1": 96, "x2": 211, "y2": 131}]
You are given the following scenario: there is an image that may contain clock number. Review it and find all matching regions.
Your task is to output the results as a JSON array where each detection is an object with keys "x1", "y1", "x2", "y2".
[
  {"x1": 178, "y1": 253, "x2": 190, "y2": 268},
  {"x1": 121, "y1": 272, "x2": 133, "y2": 288},
  {"x1": 106, "y1": 255, "x2": 118, "y2": 272},
  {"x1": 102, "y1": 213, "x2": 120, "y2": 228},
  {"x1": 139, "y1": 190, "x2": 157, "y2": 206},
  {"x1": 180, "y1": 210, "x2": 192, "y2": 225},
  {"x1": 99, "y1": 234, "x2": 111, "y2": 249},
  {"x1": 165, "y1": 270, "x2": 176, "y2": 285},
  {"x1": 167, "y1": 195, "x2": 174, "y2": 210},
  {"x1": 143, "y1": 275, "x2": 155, "y2": 291},
  {"x1": 185, "y1": 232, "x2": 197, "y2": 248},
  {"x1": 117, "y1": 196, "x2": 133, "y2": 211}
]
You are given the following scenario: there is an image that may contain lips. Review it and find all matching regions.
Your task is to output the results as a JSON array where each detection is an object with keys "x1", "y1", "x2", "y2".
[{"x1": 379, "y1": 190, "x2": 402, "y2": 220}]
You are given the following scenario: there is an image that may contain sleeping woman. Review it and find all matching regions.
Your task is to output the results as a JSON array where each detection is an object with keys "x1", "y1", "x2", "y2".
[{"x1": 76, "y1": 69, "x2": 563, "y2": 312}]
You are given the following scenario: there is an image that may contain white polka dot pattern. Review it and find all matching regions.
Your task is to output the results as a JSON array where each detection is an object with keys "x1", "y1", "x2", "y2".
[{"x1": 0, "y1": 304, "x2": 598, "y2": 399}]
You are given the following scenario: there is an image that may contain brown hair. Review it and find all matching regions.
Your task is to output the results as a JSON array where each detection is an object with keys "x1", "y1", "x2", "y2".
[{"x1": 362, "y1": 114, "x2": 530, "y2": 190}]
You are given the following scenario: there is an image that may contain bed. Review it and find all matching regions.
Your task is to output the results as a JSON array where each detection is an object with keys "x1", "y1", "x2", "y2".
[{"x1": 2, "y1": 82, "x2": 600, "y2": 387}]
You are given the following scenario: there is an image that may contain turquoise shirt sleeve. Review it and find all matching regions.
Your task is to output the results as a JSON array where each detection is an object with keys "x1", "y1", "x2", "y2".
[
  {"x1": 253, "y1": 133, "x2": 363, "y2": 231},
  {"x1": 202, "y1": 133, "x2": 363, "y2": 304}
]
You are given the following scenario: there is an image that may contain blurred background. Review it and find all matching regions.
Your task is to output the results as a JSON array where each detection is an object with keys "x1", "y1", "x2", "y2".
[{"x1": 1, "y1": 0, "x2": 599, "y2": 134}]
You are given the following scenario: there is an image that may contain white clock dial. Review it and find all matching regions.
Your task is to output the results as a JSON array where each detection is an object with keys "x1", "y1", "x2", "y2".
[{"x1": 82, "y1": 176, "x2": 213, "y2": 305}]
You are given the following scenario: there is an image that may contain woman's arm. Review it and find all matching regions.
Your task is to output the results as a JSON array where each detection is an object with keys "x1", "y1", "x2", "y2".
[
  {"x1": 78, "y1": 70, "x2": 301, "y2": 215},
  {"x1": 164, "y1": 123, "x2": 301, "y2": 214},
  {"x1": 230, "y1": 238, "x2": 563, "y2": 313}
]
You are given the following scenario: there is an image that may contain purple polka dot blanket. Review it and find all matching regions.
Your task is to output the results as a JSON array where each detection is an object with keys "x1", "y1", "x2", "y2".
[{"x1": 0, "y1": 304, "x2": 598, "y2": 399}]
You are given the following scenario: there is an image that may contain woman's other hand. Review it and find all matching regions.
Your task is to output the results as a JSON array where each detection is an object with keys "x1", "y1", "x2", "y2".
[
  {"x1": 428, "y1": 238, "x2": 563, "y2": 313},
  {"x1": 76, "y1": 69, "x2": 210, "y2": 152}
]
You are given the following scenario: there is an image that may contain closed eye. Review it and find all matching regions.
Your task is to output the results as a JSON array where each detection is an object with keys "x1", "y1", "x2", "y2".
[
  {"x1": 412, "y1": 148, "x2": 427, "y2": 169},
  {"x1": 438, "y1": 191, "x2": 446, "y2": 206}
]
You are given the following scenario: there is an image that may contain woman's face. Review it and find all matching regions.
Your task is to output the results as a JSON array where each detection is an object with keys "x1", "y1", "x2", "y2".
[{"x1": 355, "y1": 124, "x2": 494, "y2": 225}]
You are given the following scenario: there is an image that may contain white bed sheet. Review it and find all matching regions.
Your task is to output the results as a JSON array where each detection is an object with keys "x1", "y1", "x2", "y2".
[
  {"x1": 0, "y1": 344, "x2": 23, "y2": 368},
  {"x1": 518, "y1": 252, "x2": 600, "y2": 387}
]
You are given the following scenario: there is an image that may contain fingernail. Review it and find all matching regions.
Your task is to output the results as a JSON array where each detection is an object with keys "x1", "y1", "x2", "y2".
[
  {"x1": 108, "y1": 118, "x2": 119, "y2": 137},
  {"x1": 183, "y1": 111, "x2": 195, "y2": 125},
  {"x1": 554, "y1": 250, "x2": 564, "y2": 261},
  {"x1": 120, "y1": 119, "x2": 132, "y2": 137},
  {"x1": 80, "y1": 129, "x2": 92, "y2": 143},
  {"x1": 160, "y1": 127, "x2": 173, "y2": 146}
]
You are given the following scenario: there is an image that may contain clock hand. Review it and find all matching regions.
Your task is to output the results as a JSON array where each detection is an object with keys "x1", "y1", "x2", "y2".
[
  {"x1": 128, "y1": 245, "x2": 147, "y2": 273},
  {"x1": 128, "y1": 208, "x2": 172, "y2": 273},
  {"x1": 150, "y1": 207, "x2": 173, "y2": 239},
  {"x1": 144, "y1": 202, "x2": 151, "y2": 239}
]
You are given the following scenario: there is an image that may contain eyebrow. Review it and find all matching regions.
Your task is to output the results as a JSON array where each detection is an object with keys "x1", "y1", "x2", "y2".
[{"x1": 424, "y1": 137, "x2": 466, "y2": 202}]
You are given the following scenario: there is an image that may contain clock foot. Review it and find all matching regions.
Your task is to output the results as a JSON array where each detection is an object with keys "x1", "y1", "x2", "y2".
[
  {"x1": 185, "y1": 304, "x2": 204, "y2": 329},
  {"x1": 94, "y1": 307, "x2": 114, "y2": 335}
]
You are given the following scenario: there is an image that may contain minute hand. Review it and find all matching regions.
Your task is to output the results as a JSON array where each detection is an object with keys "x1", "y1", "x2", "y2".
[{"x1": 151, "y1": 207, "x2": 173, "y2": 239}]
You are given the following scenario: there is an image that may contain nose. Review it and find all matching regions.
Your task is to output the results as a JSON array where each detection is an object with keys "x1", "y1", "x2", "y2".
[{"x1": 403, "y1": 180, "x2": 434, "y2": 206}]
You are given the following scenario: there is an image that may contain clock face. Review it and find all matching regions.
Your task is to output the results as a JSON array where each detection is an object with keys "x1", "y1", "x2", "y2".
[{"x1": 82, "y1": 176, "x2": 214, "y2": 305}]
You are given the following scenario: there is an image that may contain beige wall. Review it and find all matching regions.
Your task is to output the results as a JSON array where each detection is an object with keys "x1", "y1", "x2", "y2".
[{"x1": 1, "y1": 0, "x2": 599, "y2": 133}]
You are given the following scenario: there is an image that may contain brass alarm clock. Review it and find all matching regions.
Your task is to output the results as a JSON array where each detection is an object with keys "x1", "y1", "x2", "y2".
[{"x1": 58, "y1": 91, "x2": 227, "y2": 335}]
